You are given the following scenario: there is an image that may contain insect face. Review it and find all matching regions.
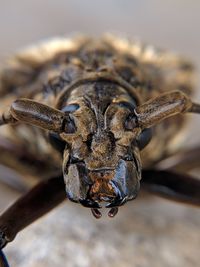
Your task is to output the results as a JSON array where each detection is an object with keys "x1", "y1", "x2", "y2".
[{"x1": 57, "y1": 83, "x2": 146, "y2": 218}]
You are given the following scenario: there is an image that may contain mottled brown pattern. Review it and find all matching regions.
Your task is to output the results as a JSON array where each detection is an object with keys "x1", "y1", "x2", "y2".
[
  {"x1": 0, "y1": 34, "x2": 194, "y2": 171},
  {"x1": 0, "y1": 35, "x2": 199, "y2": 259}
]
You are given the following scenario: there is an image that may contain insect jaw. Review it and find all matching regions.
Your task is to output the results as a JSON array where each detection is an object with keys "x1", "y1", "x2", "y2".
[
  {"x1": 69, "y1": 175, "x2": 128, "y2": 219},
  {"x1": 63, "y1": 157, "x2": 141, "y2": 219},
  {"x1": 80, "y1": 176, "x2": 131, "y2": 219},
  {"x1": 91, "y1": 207, "x2": 119, "y2": 219},
  {"x1": 79, "y1": 195, "x2": 119, "y2": 219}
]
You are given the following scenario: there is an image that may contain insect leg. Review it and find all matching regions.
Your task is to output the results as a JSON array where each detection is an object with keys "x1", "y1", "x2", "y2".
[
  {"x1": 133, "y1": 90, "x2": 200, "y2": 129},
  {"x1": 141, "y1": 169, "x2": 200, "y2": 206},
  {"x1": 155, "y1": 146, "x2": 200, "y2": 173},
  {"x1": 0, "y1": 175, "x2": 65, "y2": 249},
  {"x1": 0, "y1": 133, "x2": 62, "y2": 191},
  {"x1": 0, "y1": 249, "x2": 9, "y2": 267}
]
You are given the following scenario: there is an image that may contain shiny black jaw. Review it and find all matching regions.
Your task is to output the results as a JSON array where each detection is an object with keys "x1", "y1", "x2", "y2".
[
  {"x1": 73, "y1": 185, "x2": 127, "y2": 219},
  {"x1": 66, "y1": 180, "x2": 139, "y2": 219},
  {"x1": 79, "y1": 199, "x2": 121, "y2": 219},
  {"x1": 91, "y1": 207, "x2": 119, "y2": 219},
  {"x1": 64, "y1": 158, "x2": 141, "y2": 219},
  {"x1": 69, "y1": 194, "x2": 120, "y2": 218},
  {"x1": 78, "y1": 188, "x2": 129, "y2": 219}
]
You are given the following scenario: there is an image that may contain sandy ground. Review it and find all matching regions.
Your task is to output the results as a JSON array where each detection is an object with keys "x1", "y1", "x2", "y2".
[{"x1": 0, "y1": 1, "x2": 200, "y2": 267}]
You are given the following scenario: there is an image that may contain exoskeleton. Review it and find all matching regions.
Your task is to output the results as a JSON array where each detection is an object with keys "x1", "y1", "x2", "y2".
[{"x1": 0, "y1": 34, "x2": 199, "y2": 266}]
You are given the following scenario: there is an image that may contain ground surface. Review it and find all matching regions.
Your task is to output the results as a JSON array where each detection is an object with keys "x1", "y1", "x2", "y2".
[
  {"x1": 0, "y1": 1, "x2": 200, "y2": 267},
  {"x1": 1, "y1": 186, "x2": 200, "y2": 267}
]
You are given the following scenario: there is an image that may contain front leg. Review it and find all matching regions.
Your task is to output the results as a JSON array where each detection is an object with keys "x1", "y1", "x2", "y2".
[
  {"x1": 0, "y1": 175, "x2": 65, "y2": 249},
  {"x1": 156, "y1": 146, "x2": 200, "y2": 172},
  {"x1": 142, "y1": 170, "x2": 200, "y2": 206}
]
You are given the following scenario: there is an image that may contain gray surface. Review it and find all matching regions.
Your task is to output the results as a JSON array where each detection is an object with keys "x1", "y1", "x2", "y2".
[
  {"x1": 3, "y1": 194, "x2": 200, "y2": 267},
  {"x1": 0, "y1": 1, "x2": 200, "y2": 267}
]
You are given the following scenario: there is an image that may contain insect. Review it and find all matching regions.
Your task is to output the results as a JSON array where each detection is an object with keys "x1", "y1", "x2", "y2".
[{"x1": 0, "y1": 33, "x2": 200, "y2": 266}]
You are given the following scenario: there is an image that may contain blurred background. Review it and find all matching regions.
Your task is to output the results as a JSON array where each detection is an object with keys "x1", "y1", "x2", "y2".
[{"x1": 0, "y1": 1, "x2": 200, "y2": 267}]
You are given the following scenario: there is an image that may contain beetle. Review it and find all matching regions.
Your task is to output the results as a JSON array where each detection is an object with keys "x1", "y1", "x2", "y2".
[{"x1": 0, "y1": 33, "x2": 200, "y2": 266}]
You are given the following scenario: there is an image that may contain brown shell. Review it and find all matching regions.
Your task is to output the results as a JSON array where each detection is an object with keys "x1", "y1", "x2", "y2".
[{"x1": 0, "y1": 33, "x2": 195, "y2": 180}]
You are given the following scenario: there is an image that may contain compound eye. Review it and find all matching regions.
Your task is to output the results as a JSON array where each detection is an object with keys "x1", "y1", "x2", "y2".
[
  {"x1": 125, "y1": 114, "x2": 137, "y2": 130},
  {"x1": 61, "y1": 104, "x2": 79, "y2": 113},
  {"x1": 49, "y1": 132, "x2": 66, "y2": 153},
  {"x1": 61, "y1": 104, "x2": 79, "y2": 134},
  {"x1": 62, "y1": 116, "x2": 76, "y2": 133},
  {"x1": 137, "y1": 128, "x2": 152, "y2": 150}
]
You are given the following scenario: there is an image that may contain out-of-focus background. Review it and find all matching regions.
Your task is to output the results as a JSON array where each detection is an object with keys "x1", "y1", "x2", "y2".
[{"x1": 0, "y1": 1, "x2": 200, "y2": 267}]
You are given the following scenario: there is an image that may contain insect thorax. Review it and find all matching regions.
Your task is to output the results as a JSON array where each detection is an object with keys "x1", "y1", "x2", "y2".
[{"x1": 0, "y1": 35, "x2": 194, "y2": 168}]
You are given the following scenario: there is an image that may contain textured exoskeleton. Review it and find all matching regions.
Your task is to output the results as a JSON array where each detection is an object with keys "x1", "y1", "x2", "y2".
[{"x1": 0, "y1": 34, "x2": 199, "y2": 266}]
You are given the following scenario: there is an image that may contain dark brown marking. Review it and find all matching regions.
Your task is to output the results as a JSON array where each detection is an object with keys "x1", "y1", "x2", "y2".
[
  {"x1": 108, "y1": 207, "x2": 118, "y2": 218},
  {"x1": 91, "y1": 208, "x2": 102, "y2": 219}
]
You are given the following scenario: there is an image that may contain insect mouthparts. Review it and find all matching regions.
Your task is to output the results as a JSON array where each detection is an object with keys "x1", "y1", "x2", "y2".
[
  {"x1": 91, "y1": 208, "x2": 102, "y2": 219},
  {"x1": 91, "y1": 207, "x2": 119, "y2": 219}
]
